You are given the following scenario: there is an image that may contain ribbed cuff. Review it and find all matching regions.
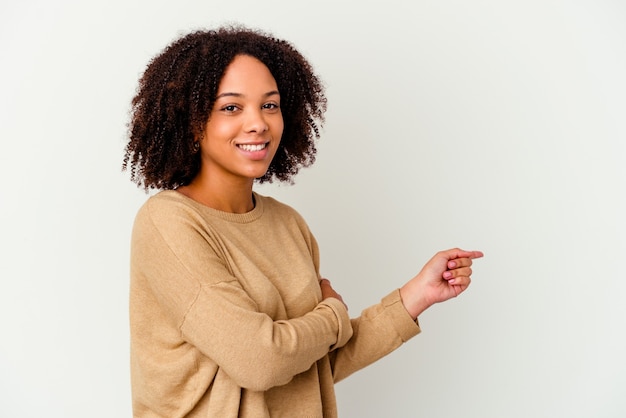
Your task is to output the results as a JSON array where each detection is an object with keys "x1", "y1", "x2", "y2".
[
  {"x1": 321, "y1": 297, "x2": 353, "y2": 350},
  {"x1": 381, "y1": 289, "x2": 421, "y2": 342}
]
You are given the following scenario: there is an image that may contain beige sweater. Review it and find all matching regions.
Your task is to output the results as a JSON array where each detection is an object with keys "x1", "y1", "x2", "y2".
[{"x1": 130, "y1": 191, "x2": 420, "y2": 417}]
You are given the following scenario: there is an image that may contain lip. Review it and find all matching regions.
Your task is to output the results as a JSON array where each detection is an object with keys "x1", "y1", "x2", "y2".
[{"x1": 235, "y1": 140, "x2": 271, "y2": 160}]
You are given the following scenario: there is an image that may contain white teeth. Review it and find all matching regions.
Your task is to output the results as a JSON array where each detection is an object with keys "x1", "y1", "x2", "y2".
[{"x1": 239, "y1": 143, "x2": 267, "y2": 152}]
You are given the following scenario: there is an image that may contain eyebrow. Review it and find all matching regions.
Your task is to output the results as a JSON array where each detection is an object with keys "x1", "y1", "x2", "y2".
[{"x1": 216, "y1": 90, "x2": 280, "y2": 99}]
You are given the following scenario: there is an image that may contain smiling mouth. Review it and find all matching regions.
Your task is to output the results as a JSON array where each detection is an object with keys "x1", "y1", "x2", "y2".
[{"x1": 237, "y1": 143, "x2": 268, "y2": 152}]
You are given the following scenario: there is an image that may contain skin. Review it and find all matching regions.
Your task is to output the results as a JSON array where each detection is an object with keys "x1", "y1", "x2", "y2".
[
  {"x1": 398, "y1": 249, "x2": 484, "y2": 319},
  {"x1": 178, "y1": 53, "x2": 483, "y2": 319},
  {"x1": 322, "y1": 249, "x2": 483, "y2": 318},
  {"x1": 178, "y1": 54, "x2": 284, "y2": 213}
]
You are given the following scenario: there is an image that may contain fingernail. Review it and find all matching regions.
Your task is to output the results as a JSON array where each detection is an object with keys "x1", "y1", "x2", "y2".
[
  {"x1": 449, "y1": 279, "x2": 456, "y2": 284},
  {"x1": 443, "y1": 271, "x2": 452, "y2": 279},
  {"x1": 448, "y1": 261, "x2": 456, "y2": 268}
]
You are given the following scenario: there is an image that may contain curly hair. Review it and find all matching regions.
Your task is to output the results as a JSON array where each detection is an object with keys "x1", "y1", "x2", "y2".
[{"x1": 123, "y1": 25, "x2": 327, "y2": 190}]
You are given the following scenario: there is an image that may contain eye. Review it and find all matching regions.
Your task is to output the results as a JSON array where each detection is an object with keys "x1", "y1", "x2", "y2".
[
  {"x1": 262, "y1": 102, "x2": 280, "y2": 111},
  {"x1": 220, "y1": 104, "x2": 240, "y2": 113}
]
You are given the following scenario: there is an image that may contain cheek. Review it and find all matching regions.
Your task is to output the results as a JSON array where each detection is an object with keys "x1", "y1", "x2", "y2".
[
  {"x1": 205, "y1": 120, "x2": 239, "y2": 143},
  {"x1": 273, "y1": 115, "x2": 285, "y2": 138}
]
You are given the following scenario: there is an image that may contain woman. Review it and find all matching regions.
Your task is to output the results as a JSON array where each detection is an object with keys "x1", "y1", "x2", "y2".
[{"x1": 124, "y1": 26, "x2": 482, "y2": 418}]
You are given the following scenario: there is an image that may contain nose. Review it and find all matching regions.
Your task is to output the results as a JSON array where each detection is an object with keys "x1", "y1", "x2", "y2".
[{"x1": 243, "y1": 108, "x2": 268, "y2": 133}]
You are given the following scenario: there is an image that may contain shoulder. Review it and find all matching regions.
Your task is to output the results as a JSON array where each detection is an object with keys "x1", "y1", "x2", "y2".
[
  {"x1": 140, "y1": 189, "x2": 197, "y2": 213},
  {"x1": 137, "y1": 190, "x2": 209, "y2": 221},
  {"x1": 133, "y1": 190, "x2": 207, "y2": 239},
  {"x1": 256, "y1": 193, "x2": 309, "y2": 224},
  {"x1": 255, "y1": 193, "x2": 317, "y2": 241},
  {"x1": 256, "y1": 193, "x2": 297, "y2": 214}
]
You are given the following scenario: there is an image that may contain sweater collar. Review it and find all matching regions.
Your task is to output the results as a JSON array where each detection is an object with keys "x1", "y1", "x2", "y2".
[{"x1": 164, "y1": 190, "x2": 265, "y2": 224}]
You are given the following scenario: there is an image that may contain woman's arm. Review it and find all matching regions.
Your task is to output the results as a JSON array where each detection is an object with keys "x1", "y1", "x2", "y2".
[
  {"x1": 130, "y1": 201, "x2": 353, "y2": 392},
  {"x1": 327, "y1": 248, "x2": 483, "y2": 382}
]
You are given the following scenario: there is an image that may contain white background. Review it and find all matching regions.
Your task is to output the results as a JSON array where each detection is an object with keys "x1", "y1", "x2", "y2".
[{"x1": 1, "y1": 0, "x2": 625, "y2": 417}]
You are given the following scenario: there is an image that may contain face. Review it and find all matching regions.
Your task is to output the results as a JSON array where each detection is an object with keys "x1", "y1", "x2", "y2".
[{"x1": 199, "y1": 54, "x2": 284, "y2": 184}]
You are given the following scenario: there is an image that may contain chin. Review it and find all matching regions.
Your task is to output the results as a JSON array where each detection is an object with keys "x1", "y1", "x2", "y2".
[{"x1": 244, "y1": 168, "x2": 270, "y2": 180}]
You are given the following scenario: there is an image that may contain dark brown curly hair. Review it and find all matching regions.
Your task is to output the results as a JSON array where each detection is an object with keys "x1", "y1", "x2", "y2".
[{"x1": 123, "y1": 25, "x2": 327, "y2": 190}]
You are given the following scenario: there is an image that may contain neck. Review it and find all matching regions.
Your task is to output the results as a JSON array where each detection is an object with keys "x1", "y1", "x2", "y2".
[{"x1": 177, "y1": 175, "x2": 255, "y2": 214}]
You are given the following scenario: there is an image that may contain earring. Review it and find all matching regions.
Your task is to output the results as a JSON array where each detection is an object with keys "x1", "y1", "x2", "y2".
[{"x1": 193, "y1": 141, "x2": 200, "y2": 153}]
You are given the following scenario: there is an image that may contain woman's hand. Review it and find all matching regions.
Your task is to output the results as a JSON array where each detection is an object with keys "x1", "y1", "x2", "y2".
[
  {"x1": 320, "y1": 278, "x2": 348, "y2": 310},
  {"x1": 400, "y1": 248, "x2": 484, "y2": 320}
]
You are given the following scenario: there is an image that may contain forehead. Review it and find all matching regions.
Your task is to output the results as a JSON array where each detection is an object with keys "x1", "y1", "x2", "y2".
[{"x1": 217, "y1": 55, "x2": 278, "y2": 93}]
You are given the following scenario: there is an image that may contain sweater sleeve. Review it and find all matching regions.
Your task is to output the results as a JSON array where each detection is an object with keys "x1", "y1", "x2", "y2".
[
  {"x1": 131, "y1": 199, "x2": 353, "y2": 392},
  {"x1": 328, "y1": 289, "x2": 421, "y2": 382}
]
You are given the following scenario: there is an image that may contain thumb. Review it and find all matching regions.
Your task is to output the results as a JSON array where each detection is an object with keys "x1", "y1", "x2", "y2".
[{"x1": 446, "y1": 248, "x2": 484, "y2": 260}]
